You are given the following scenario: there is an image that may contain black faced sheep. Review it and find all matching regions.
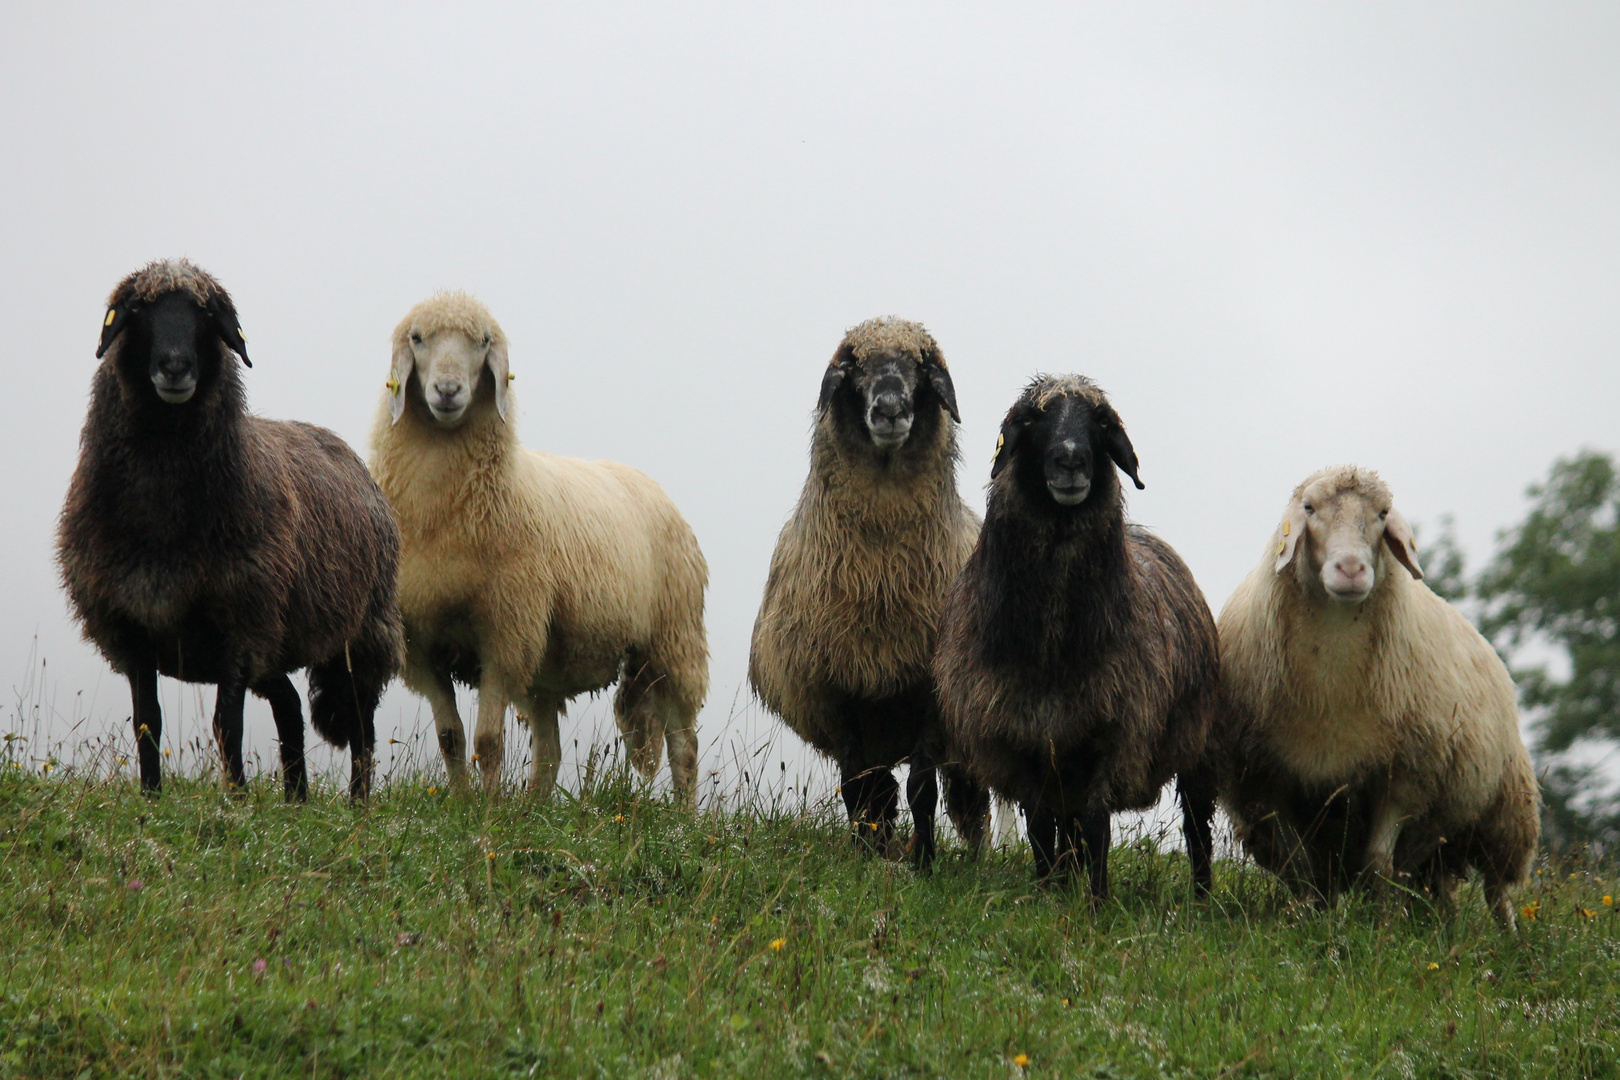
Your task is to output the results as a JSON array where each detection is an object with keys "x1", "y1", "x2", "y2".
[
  {"x1": 369, "y1": 292, "x2": 709, "y2": 802},
  {"x1": 749, "y1": 317, "x2": 988, "y2": 869},
  {"x1": 1213, "y1": 466, "x2": 1539, "y2": 928},
  {"x1": 57, "y1": 259, "x2": 403, "y2": 799},
  {"x1": 935, "y1": 375, "x2": 1219, "y2": 899}
]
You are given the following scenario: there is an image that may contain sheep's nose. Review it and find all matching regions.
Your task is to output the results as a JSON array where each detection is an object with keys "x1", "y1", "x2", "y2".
[
  {"x1": 433, "y1": 380, "x2": 463, "y2": 400},
  {"x1": 155, "y1": 351, "x2": 191, "y2": 376},
  {"x1": 1051, "y1": 440, "x2": 1090, "y2": 472},
  {"x1": 1334, "y1": 557, "x2": 1368, "y2": 582},
  {"x1": 872, "y1": 392, "x2": 906, "y2": 419}
]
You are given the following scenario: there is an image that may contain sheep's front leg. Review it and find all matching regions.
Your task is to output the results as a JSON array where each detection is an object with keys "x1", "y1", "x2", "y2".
[
  {"x1": 212, "y1": 674, "x2": 249, "y2": 790},
  {"x1": 416, "y1": 666, "x2": 470, "y2": 793},
  {"x1": 129, "y1": 666, "x2": 163, "y2": 794},
  {"x1": 518, "y1": 696, "x2": 562, "y2": 799},
  {"x1": 473, "y1": 679, "x2": 510, "y2": 796},
  {"x1": 662, "y1": 697, "x2": 699, "y2": 808},
  {"x1": 1361, "y1": 784, "x2": 1409, "y2": 892}
]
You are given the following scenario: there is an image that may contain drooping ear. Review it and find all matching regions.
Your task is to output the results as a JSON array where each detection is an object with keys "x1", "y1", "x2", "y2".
[
  {"x1": 990, "y1": 418, "x2": 1025, "y2": 480},
  {"x1": 387, "y1": 332, "x2": 416, "y2": 424},
  {"x1": 96, "y1": 297, "x2": 138, "y2": 359},
  {"x1": 1101, "y1": 407, "x2": 1144, "y2": 490},
  {"x1": 818, "y1": 345, "x2": 853, "y2": 414},
  {"x1": 922, "y1": 348, "x2": 961, "y2": 423},
  {"x1": 1273, "y1": 502, "x2": 1309, "y2": 574},
  {"x1": 1382, "y1": 507, "x2": 1423, "y2": 580},
  {"x1": 205, "y1": 292, "x2": 251, "y2": 367},
  {"x1": 486, "y1": 331, "x2": 511, "y2": 423}
]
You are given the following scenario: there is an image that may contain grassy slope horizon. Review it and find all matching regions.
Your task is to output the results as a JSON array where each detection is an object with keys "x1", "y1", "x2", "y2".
[{"x1": 2, "y1": 754, "x2": 1618, "y2": 1080}]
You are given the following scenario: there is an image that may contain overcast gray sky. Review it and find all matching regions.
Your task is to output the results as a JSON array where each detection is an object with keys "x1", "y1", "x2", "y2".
[{"x1": 3, "y1": 4, "x2": 1617, "y2": 796}]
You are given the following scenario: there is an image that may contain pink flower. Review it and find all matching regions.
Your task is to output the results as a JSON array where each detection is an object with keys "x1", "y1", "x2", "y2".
[
  {"x1": 127, "y1": 879, "x2": 144, "y2": 892},
  {"x1": 253, "y1": 958, "x2": 268, "y2": 975}
]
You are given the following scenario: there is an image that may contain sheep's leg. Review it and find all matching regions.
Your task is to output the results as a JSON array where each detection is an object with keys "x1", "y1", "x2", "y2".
[
  {"x1": 128, "y1": 667, "x2": 163, "y2": 794},
  {"x1": 942, "y1": 764, "x2": 991, "y2": 854},
  {"x1": 613, "y1": 654, "x2": 665, "y2": 780},
  {"x1": 1361, "y1": 788, "x2": 1407, "y2": 893},
  {"x1": 905, "y1": 752, "x2": 940, "y2": 873},
  {"x1": 1078, "y1": 808, "x2": 1112, "y2": 902},
  {"x1": 255, "y1": 674, "x2": 307, "y2": 802},
  {"x1": 1026, "y1": 805, "x2": 1060, "y2": 882},
  {"x1": 473, "y1": 680, "x2": 509, "y2": 796},
  {"x1": 992, "y1": 796, "x2": 1021, "y2": 850},
  {"x1": 211, "y1": 676, "x2": 249, "y2": 790},
  {"x1": 348, "y1": 704, "x2": 375, "y2": 801},
  {"x1": 840, "y1": 764, "x2": 898, "y2": 856},
  {"x1": 1484, "y1": 878, "x2": 1518, "y2": 932},
  {"x1": 417, "y1": 667, "x2": 470, "y2": 793},
  {"x1": 1177, "y1": 765, "x2": 1217, "y2": 898},
  {"x1": 661, "y1": 696, "x2": 699, "y2": 808},
  {"x1": 521, "y1": 698, "x2": 562, "y2": 799}
]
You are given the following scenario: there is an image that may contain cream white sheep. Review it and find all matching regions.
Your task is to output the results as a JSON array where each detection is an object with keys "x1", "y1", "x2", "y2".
[
  {"x1": 369, "y1": 292, "x2": 709, "y2": 801},
  {"x1": 1214, "y1": 465, "x2": 1539, "y2": 927}
]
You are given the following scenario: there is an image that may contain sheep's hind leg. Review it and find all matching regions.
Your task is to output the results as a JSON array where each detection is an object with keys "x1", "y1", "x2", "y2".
[
  {"x1": 942, "y1": 764, "x2": 991, "y2": 854},
  {"x1": 129, "y1": 666, "x2": 163, "y2": 794},
  {"x1": 255, "y1": 674, "x2": 307, "y2": 802},
  {"x1": 473, "y1": 679, "x2": 510, "y2": 796},
  {"x1": 841, "y1": 764, "x2": 899, "y2": 856},
  {"x1": 519, "y1": 697, "x2": 563, "y2": 799},
  {"x1": 1077, "y1": 808, "x2": 1112, "y2": 903},
  {"x1": 211, "y1": 675, "x2": 249, "y2": 792},
  {"x1": 905, "y1": 751, "x2": 940, "y2": 872},
  {"x1": 1177, "y1": 765, "x2": 1217, "y2": 897},
  {"x1": 613, "y1": 654, "x2": 665, "y2": 781}
]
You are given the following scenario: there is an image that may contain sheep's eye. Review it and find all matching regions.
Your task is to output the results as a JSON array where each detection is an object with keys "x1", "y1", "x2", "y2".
[
  {"x1": 409, "y1": 332, "x2": 422, "y2": 345},
  {"x1": 1303, "y1": 503, "x2": 1314, "y2": 514},
  {"x1": 482, "y1": 335, "x2": 491, "y2": 348},
  {"x1": 1379, "y1": 509, "x2": 1389, "y2": 520}
]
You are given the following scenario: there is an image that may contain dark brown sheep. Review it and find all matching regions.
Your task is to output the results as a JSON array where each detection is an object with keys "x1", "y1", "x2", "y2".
[
  {"x1": 57, "y1": 259, "x2": 403, "y2": 799},
  {"x1": 750, "y1": 317, "x2": 987, "y2": 869},
  {"x1": 934, "y1": 375, "x2": 1219, "y2": 898}
]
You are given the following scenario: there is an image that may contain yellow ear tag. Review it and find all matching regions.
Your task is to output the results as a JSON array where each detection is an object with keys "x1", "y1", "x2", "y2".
[
  {"x1": 1282, "y1": 520, "x2": 1290, "y2": 536},
  {"x1": 386, "y1": 378, "x2": 401, "y2": 394},
  {"x1": 992, "y1": 433, "x2": 1004, "y2": 463},
  {"x1": 104, "y1": 310, "x2": 116, "y2": 327},
  {"x1": 239, "y1": 329, "x2": 247, "y2": 342},
  {"x1": 507, "y1": 373, "x2": 515, "y2": 382},
  {"x1": 1277, "y1": 541, "x2": 1287, "y2": 556}
]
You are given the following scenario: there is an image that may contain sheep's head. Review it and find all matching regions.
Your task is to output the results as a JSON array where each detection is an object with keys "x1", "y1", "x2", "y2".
[
  {"x1": 389, "y1": 292, "x2": 510, "y2": 427},
  {"x1": 818, "y1": 317, "x2": 959, "y2": 458},
  {"x1": 98, "y1": 259, "x2": 250, "y2": 407},
  {"x1": 991, "y1": 374, "x2": 1142, "y2": 510},
  {"x1": 1272, "y1": 466, "x2": 1423, "y2": 604}
]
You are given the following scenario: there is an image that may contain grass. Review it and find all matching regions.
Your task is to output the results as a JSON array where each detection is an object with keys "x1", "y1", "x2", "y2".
[{"x1": 1, "y1": 758, "x2": 1617, "y2": 1080}]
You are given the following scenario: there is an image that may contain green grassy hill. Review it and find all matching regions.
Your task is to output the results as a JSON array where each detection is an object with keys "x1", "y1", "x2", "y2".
[{"x1": 1, "y1": 765, "x2": 1616, "y2": 1079}]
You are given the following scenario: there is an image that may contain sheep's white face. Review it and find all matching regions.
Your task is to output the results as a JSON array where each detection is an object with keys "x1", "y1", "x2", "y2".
[
  {"x1": 406, "y1": 327, "x2": 492, "y2": 427},
  {"x1": 1302, "y1": 485, "x2": 1387, "y2": 603}
]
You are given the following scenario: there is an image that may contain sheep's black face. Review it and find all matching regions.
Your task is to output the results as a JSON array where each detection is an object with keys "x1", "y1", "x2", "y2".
[
  {"x1": 819, "y1": 349, "x2": 960, "y2": 459},
  {"x1": 993, "y1": 379, "x2": 1143, "y2": 511},
  {"x1": 132, "y1": 292, "x2": 216, "y2": 406}
]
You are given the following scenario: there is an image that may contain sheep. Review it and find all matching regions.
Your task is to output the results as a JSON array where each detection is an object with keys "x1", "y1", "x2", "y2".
[
  {"x1": 1212, "y1": 466, "x2": 1539, "y2": 927},
  {"x1": 57, "y1": 259, "x2": 403, "y2": 799},
  {"x1": 369, "y1": 291, "x2": 708, "y2": 802},
  {"x1": 749, "y1": 316, "x2": 989, "y2": 869},
  {"x1": 934, "y1": 375, "x2": 1220, "y2": 899}
]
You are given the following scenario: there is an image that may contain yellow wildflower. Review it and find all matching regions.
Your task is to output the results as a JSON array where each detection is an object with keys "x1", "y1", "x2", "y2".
[
  {"x1": 1580, "y1": 908, "x2": 1596, "y2": 918},
  {"x1": 429, "y1": 787, "x2": 438, "y2": 795},
  {"x1": 614, "y1": 814, "x2": 626, "y2": 823},
  {"x1": 1012, "y1": 1053, "x2": 1030, "y2": 1069},
  {"x1": 1521, "y1": 901, "x2": 1540, "y2": 922},
  {"x1": 1426, "y1": 962, "x2": 1439, "y2": 970},
  {"x1": 769, "y1": 938, "x2": 786, "y2": 951},
  {"x1": 1603, "y1": 896, "x2": 1614, "y2": 906},
  {"x1": 486, "y1": 851, "x2": 496, "y2": 860}
]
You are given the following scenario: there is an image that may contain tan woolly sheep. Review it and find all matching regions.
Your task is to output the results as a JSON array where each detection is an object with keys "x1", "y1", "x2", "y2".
[
  {"x1": 749, "y1": 317, "x2": 988, "y2": 868},
  {"x1": 369, "y1": 292, "x2": 709, "y2": 801},
  {"x1": 1214, "y1": 465, "x2": 1539, "y2": 927}
]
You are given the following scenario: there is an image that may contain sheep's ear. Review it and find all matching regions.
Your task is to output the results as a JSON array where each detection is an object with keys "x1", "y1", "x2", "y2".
[
  {"x1": 96, "y1": 299, "x2": 136, "y2": 359},
  {"x1": 205, "y1": 293, "x2": 251, "y2": 367},
  {"x1": 387, "y1": 336, "x2": 415, "y2": 424},
  {"x1": 923, "y1": 350, "x2": 961, "y2": 423},
  {"x1": 1383, "y1": 507, "x2": 1423, "y2": 580},
  {"x1": 818, "y1": 347, "x2": 852, "y2": 414},
  {"x1": 486, "y1": 334, "x2": 511, "y2": 423},
  {"x1": 1273, "y1": 503, "x2": 1309, "y2": 574},
  {"x1": 990, "y1": 419, "x2": 1024, "y2": 480},
  {"x1": 1102, "y1": 409, "x2": 1144, "y2": 490}
]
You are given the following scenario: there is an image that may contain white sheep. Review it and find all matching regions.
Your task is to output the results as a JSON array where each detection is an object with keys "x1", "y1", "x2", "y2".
[
  {"x1": 369, "y1": 292, "x2": 709, "y2": 801},
  {"x1": 1215, "y1": 465, "x2": 1539, "y2": 927}
]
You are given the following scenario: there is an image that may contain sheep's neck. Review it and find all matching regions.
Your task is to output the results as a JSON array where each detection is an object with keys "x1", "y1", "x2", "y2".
[
  {"x1": 376, "y1": 404, "x2": 516, "y2": 541},
  {"x1": 976, "y1": 501, "x2": 1134, "y2": 681}
]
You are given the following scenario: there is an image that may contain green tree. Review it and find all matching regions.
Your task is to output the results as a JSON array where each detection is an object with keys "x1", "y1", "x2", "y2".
[{"x1": 1473, "y1": 450, "x2": 1620, "y2": 852}]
